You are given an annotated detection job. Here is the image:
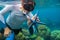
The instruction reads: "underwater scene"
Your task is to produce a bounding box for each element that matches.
[0,0,60,40]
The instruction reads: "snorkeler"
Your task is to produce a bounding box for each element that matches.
[0,0,40,40]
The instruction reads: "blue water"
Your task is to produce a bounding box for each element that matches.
[33,0,60,30]
[0,0,60,31]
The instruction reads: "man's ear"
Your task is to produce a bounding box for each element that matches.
[20,7,23,11]
[19,4,24,11]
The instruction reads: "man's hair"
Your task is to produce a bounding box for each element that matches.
[22,0,36,7]
[22,0,35,11]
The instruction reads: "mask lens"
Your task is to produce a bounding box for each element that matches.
[23,4,34,11]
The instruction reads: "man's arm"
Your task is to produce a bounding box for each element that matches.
[0,5,12,16]
[0,5,12,37]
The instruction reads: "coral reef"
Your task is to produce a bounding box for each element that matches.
[0,23,60,40]
[38,25,51,39]
[22,29,30,36]
[35,36,44,40]
[15,32,26,40]
[51,30,60,40]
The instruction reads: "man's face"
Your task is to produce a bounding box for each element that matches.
[22,0,35,11]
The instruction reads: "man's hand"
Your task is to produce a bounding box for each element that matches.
[31,16,40,22]
[36,17,40,22]
[4,27,11,37]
